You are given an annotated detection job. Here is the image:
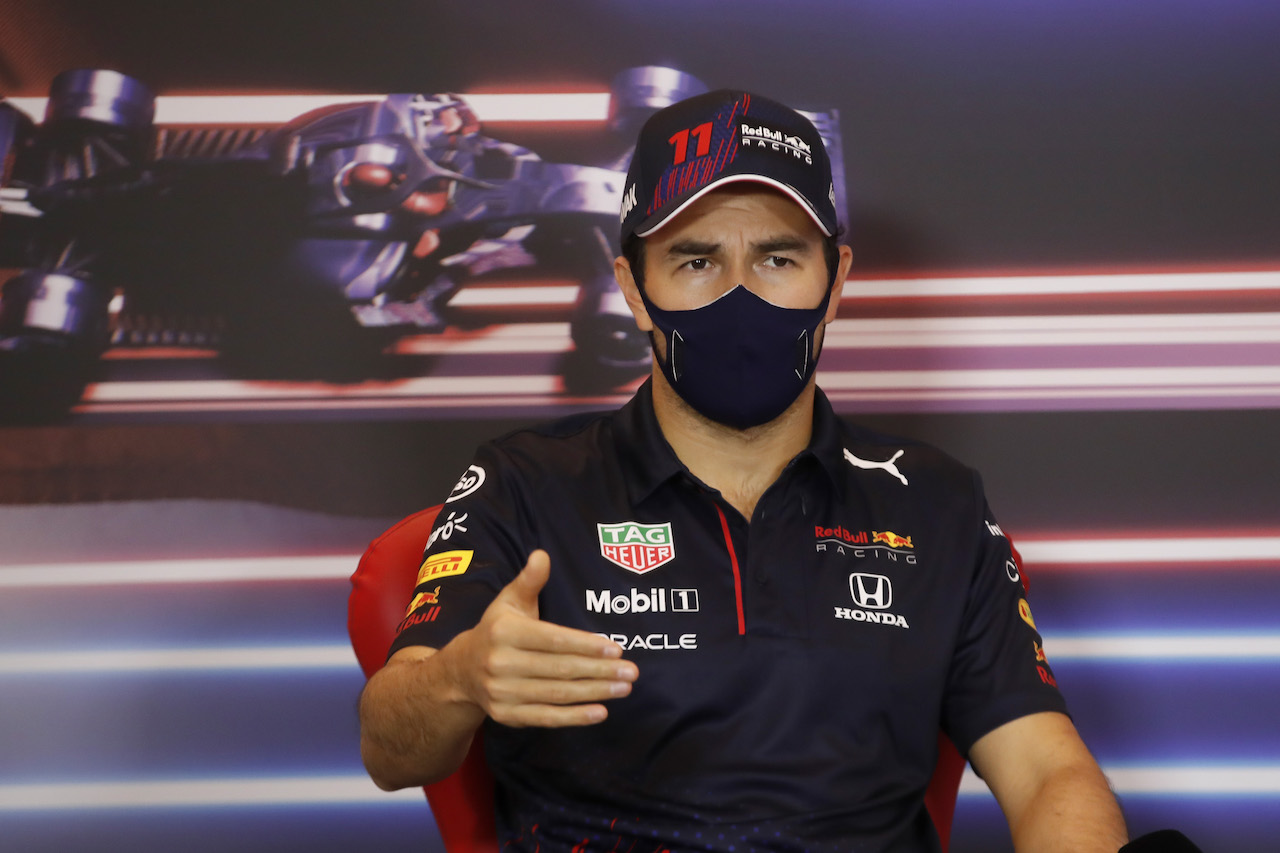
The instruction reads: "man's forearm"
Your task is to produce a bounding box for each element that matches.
[359,640,485,791]
[1009,761,1127,853]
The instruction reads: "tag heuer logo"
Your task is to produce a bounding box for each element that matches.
[597,521,675,575]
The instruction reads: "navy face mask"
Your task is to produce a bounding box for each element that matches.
[639,283,832,429]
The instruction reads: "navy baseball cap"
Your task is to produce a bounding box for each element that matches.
[619,89,838,243]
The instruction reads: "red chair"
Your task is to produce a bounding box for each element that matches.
[349,505,969,852]
[350,506,498,853]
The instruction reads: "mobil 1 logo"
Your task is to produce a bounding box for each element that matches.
[586,587,700,615]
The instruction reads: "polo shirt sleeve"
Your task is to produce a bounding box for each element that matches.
[940,472,1069,757]
[386,442,534,659]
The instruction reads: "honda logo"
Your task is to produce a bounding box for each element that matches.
[849,573,892,609]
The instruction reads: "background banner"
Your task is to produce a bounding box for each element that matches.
[2,1,1278,850]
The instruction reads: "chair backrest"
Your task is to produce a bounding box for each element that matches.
[349,506,969,852]
[349,505,498,853]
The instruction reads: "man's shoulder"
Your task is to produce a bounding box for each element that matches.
[835,416,963,465]
[481,408,620,472]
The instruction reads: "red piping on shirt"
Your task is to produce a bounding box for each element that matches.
[714,504,746,635]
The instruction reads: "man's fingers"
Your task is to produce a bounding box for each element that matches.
[488,674,633,708]
[490,647,638,683]
[465,550,639,730]
[491,702,611,729]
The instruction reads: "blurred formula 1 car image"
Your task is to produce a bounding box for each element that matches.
[0,66,846,420]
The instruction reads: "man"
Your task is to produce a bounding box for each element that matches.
[360,89,1129,852]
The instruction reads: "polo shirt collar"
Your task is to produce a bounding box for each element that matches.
[614,379,687,505]
[615,380,848,505]
[804,387,849,499]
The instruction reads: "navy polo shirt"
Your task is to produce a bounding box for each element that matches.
[390,380,1067,853]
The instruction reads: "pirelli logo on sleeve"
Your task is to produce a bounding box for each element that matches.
[416,550,473,585]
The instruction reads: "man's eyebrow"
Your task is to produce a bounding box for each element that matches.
[665,237,814,258]
[666,240,721,258]
[752,236,812,255]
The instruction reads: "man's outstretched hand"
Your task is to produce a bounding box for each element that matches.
[449,549,638,727]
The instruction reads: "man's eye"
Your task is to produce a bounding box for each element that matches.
[685,258,711,271]
[764,256,793,268]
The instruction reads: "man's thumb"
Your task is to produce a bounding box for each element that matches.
[504,548,550,615]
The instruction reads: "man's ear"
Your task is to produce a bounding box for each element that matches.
[824,244,854,324]
[614,255,653,333]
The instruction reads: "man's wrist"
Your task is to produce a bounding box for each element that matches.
[435,629,487,720]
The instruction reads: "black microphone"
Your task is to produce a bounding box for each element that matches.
[1119,829,1204,852]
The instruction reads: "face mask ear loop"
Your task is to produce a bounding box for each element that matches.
[794,329,810,380]
[639,274,668,379]
[807,261,840,369]
[669,330,684,382]
[644,326,684,383]
[636,267,693,383]
[635,260,665,375]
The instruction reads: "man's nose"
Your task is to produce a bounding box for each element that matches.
[722,256,763,291]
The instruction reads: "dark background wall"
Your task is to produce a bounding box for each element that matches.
[2,1,1278,851]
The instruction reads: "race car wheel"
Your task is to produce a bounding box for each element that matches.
[607,66,709,139]
[563,270,651,394]
[44,69,155,133]
[40,69,156,179]
[0,271,111,422]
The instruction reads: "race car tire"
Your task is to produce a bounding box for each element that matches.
[0,271,112,422]
[44,69,155,134]
[0,337,100,423]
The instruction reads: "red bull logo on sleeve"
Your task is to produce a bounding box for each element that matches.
[404,586,442,617]
[397,605,440,633]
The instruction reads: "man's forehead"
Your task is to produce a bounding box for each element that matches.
[647,182,823,243]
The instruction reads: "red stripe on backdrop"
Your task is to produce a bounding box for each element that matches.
[1012,528,1280,571]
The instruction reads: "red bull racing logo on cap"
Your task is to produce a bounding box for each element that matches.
[740,122,813,163]
[598,521,676,575]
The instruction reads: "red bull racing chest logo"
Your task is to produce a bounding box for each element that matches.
[597,521,676,575]
[815,525,917,564]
